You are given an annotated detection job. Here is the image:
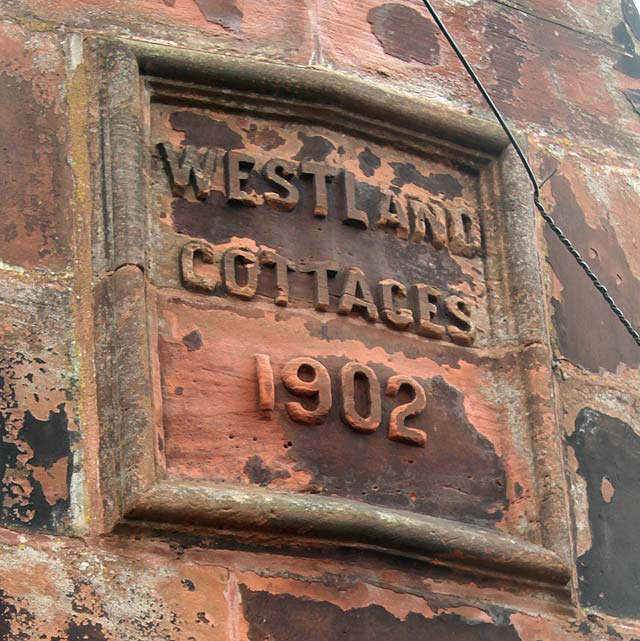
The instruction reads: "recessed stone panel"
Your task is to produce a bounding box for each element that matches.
[91,39,570,588]
[149,104,515,526]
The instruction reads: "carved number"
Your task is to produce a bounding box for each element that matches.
[340,362,381,433]
[386,375,427,448]
[281,357,332,425]
[254,354,275,415]
[258,355,428,447]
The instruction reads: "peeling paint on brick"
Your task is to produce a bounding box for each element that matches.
[239,585,523,641]
[170,111,245,150]
[367,4,440,66]
[544,172,640,372]
[193,0,243,32]
[569,408,640,618]
[293,133,336,162]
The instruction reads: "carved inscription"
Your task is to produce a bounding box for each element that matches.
[254,354,275,416]
[148,103,529,529]
[157,129,485,348]
[386,375,428,447]
[255,355,428,448]
[159,141,481,258]
[341,362,381,433]
[281,357,333,425]
[181,241,475,346]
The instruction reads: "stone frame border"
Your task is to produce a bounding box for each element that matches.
[89,37,572,592]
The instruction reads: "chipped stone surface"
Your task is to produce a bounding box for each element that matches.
[0,273,76,533]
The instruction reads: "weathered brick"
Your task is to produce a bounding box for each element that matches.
[0,271,77,533]
[0,23,73,271]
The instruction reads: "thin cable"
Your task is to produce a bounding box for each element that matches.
[420,0,640,347]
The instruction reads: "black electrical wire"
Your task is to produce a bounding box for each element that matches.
[420,0,640,347]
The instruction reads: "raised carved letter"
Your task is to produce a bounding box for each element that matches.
[444,295,475,346]
[340,362,381,433]
[413,284,445,340]
[341,170,368,228]
[263,159,299,212]
[448,205,482,258]
[158,142,222,199]
[378,279,413,330]
[259,250,295,306]
[409,197,447,249]
[377,191,409,239]
[223,247,259,300]
[299,261,339,312]
[386,375,427,448]
[226,151,260,206]
[338,268,379,322]
[180,241,218,293]
[300,162,337,218]
[281,357,332,425]
[254,354,275,416]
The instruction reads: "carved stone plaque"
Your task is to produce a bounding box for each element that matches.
[92,39,570,589]
[152,104,496,519]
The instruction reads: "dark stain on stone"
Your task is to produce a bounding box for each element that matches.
[182,579,196,591]
[171,164,474,318]
[543,171,640,372]
[574,620,592,636]
[613,21,640,78]
[19,406,69,469]
[485,11,526,102]
[19,405,72,529]
[0,363,25,530]
[193,0,243,31]
[0,589,35,640]
[514,481,524,498]
[624,88,640,116]
[71,580,103,617]
[182,329,203,352]
[623,0,640,41]
[0,357,72,532]
[0,591,18,641]
[293,133,336,162]
[285,372,506,526]
[244,455,291,487]
[390,162,462,200]
[0,419,20,515]
[240,585,521,641]
[301,300,481,365]
[368,3,440,66]
[162,0,176,5]
[569,408,640,618]
[67,620,108,641]
[1,223,17,243]
[172,176,473,313]
[607,626,624,640]
[170,111,244,150]
[245,124,285,151]
[358,147,381,177]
